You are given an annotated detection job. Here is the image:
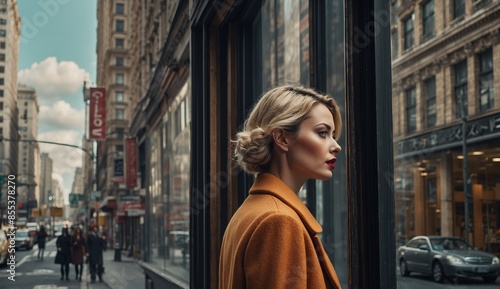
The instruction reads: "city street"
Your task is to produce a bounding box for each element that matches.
[0,238,87,289]
[397,272,500,288]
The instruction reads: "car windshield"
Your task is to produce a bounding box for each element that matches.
[430,238,473,250]
[17,231,29,238]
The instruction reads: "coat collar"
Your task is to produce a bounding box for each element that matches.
[249,173,323,234]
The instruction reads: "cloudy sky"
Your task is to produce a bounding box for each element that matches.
[17,0,97,204]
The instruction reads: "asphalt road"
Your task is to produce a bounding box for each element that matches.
[0,237,84,289]
[397,271,500,288]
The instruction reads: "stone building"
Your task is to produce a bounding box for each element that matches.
[391,0,500,253]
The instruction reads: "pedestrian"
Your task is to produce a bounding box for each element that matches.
[218,85,343,289]
[37,225,48,260]
[55,227,71,281]
[70,226,86,281]
[86,225,104,283]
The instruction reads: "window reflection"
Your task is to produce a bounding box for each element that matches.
[324,0,347,287]
[392,2,500,287]
[147,81,190,282]
[253,0,309,95]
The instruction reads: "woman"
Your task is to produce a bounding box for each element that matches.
[37,225,48,260]
[55,227,71,281]
[71,226,86,281]
[218,85,343,289]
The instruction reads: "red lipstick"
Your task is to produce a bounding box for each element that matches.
[326,158,337,170]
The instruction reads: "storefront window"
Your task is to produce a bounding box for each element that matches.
[146,81,190,282]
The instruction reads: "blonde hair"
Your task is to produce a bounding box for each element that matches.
[233,85,342,175]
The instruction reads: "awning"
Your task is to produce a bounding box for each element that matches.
[99,196,117,212]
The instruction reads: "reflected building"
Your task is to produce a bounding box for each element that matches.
[95,0,134,245]
[391,0,500,254]
[0,0,20,205]
[17,84,40,221]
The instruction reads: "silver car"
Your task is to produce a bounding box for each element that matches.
[398,236,500,284]
[14,229,35,250]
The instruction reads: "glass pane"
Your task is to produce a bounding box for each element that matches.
[146,81,190,283]
[392,4,500,288]
[253,0,310,95]
[325,1,347,287]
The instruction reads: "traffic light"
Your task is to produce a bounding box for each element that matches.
[18,203,23,209]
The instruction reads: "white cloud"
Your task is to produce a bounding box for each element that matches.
[39,101,85,130]
[39,130,87,197]
[18,57,92,101]
[38,130,84,175]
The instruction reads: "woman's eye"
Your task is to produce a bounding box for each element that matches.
[318,131,327,137]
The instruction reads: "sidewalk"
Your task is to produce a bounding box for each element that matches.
[81,249,145,289]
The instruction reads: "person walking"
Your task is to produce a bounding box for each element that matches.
[219,85,343,289]
[70,226,86,281]
[55,227,71,281]
[86,225,104,283]
[37,225,48,260]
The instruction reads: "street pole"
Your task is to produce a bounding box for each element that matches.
[462,116,470,244]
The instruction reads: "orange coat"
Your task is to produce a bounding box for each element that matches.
[219,173,342,289]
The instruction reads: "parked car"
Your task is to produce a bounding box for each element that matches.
[398,236,500,284]
[15,229,35,250]
[26,222,39,244]
[0,229,9,266]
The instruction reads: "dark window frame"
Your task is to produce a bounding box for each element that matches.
[115,38,124,48]
[116,20,124,32]
[454,59,468,118]
[422,0,434,42]
[116,57,124,67]
[403,15,414,50]
[454,0,465,19]
[116,3,124,14]
[406,87,417,133]
[478,49,494,112]
[424,77,436,127]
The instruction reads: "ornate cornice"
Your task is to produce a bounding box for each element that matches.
[395,20,500,89]
[393,4,500,83]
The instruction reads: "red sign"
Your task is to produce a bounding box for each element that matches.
[126,137,138,188]
[122,202,144,211]
[89,88,106,140]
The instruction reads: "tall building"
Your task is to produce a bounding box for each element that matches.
[52,179,63,208]
[17,84,40,220]
[391,0,500,252]
[70,167,85,223]
[40,152,53,214]
[94,0,135,248]
[0,0,20,185]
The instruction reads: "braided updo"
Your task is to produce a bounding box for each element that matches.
[233,85,342,175]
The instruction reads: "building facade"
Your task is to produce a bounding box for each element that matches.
[95,0,143,255]
[391,0,500,255]
[40,152,53,222]
[70,167,85,224]
[17,84,40,221]
[0,0,20,216]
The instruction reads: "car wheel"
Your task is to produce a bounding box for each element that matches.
[482,276,497,284]
[400,259,410,277]
[432,261,445,283]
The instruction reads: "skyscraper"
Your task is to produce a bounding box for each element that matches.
[0,0,21,179]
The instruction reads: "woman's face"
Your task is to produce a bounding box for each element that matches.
[286,104,341,182]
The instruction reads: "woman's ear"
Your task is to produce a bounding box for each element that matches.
[272,128,289,152]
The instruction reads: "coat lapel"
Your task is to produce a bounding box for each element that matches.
[249,173,342,289]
